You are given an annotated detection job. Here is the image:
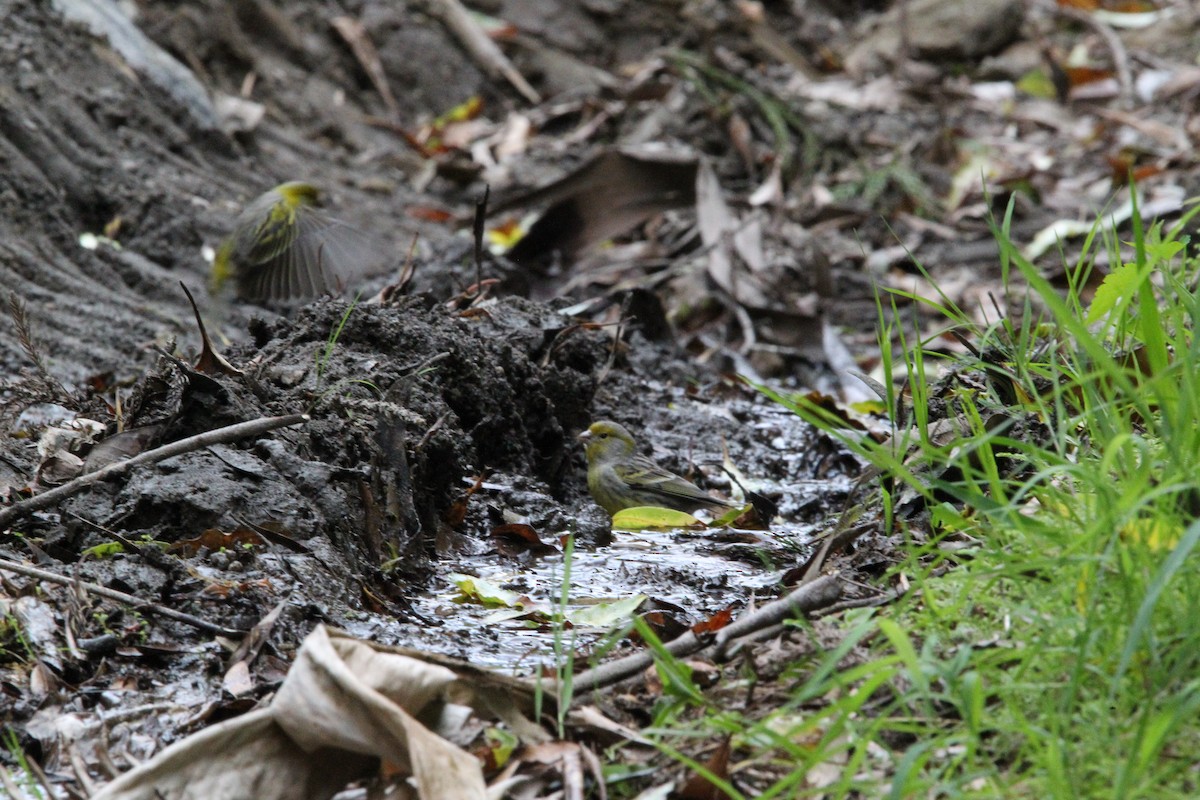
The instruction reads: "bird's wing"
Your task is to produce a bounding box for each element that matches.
[239,210,389,302]
[614,456,735,507]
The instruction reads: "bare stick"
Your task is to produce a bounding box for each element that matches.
[473,185,490,297]
[424,0,541,103]
[570,573,842,694]
[1054,3,1134,109]
[708,573,843,659]
[0,414,307,529]
[0,557,246,637]
[813,590,904,617]
[711,587,905,661]
[330,16,399,116]
[595,298,630,390]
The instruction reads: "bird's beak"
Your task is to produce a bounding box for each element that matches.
[577,430,592,443]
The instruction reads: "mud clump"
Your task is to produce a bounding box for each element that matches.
[49,294,606,609]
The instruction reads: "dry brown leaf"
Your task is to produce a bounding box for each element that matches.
[92,625,489,800]
[168,526,266,557]
[695,159,771,308]
[492,523,558,557]
[691,607,734,636]
[678,737,734,800]
[505,148,698,271]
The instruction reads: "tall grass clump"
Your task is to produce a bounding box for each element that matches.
[645,196,1200,798]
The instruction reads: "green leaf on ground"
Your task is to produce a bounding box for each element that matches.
[449,574,525,608]
[612,506,704,530]
[569,595,647,627]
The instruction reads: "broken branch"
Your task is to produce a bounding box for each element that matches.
[0,414,307,529]
[0,557,247,638]
[570,573,842,693]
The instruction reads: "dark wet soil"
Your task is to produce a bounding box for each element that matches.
[15,0,1192,793]
[1,0,860,678]
[0,2,898,774]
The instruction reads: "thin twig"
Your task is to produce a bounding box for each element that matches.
[23,752,57,800]
[415,412,451,452]
[708,573,842,659]
[397,233,420,294]
[570,573,842,694]
[0,765,24,800]
[595,299,630,390]
[0,414,307,529]
[68,743,97,796]
[473,185,490,297]
[708,622,787,661]
[1054,3,1134,109]
[94,736,123,780]
[813,590,904,617]
[330,16,398,116]
[67,512,180,575]
[424,0,541,103]
[0,557,247,637]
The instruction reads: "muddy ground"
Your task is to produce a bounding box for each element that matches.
[2,0,1198,795]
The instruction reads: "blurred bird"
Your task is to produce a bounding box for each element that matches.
[211,181,384,302]
[580,420,740,515]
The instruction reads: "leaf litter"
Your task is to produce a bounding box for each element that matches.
[3,0,1199,795]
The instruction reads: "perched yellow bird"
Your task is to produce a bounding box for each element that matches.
[211,181,383,302]
[580,420,740,515]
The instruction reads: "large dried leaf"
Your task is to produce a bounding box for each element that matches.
[505,148,698,268]
[695,158,771,308]
[91,625,487,800]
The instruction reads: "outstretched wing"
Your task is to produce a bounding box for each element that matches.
[237,209,389,302]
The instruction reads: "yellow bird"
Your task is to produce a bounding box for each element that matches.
[211,181,383,302]
[580,420,740,515]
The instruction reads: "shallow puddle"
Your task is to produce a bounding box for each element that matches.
[367,520,824,674]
